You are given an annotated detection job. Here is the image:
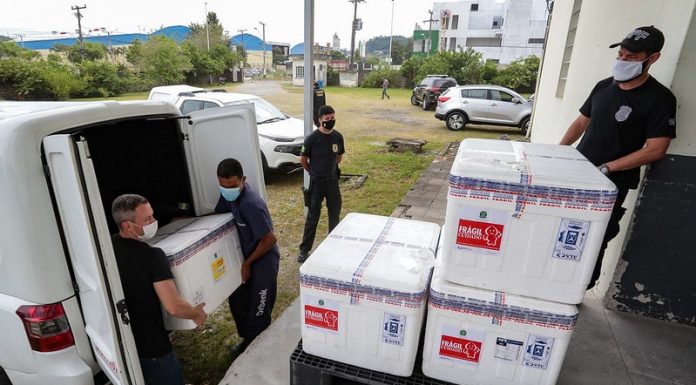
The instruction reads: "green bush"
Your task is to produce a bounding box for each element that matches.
[361,68,401,88]
[492,55,540,93]
[327,66,340,86]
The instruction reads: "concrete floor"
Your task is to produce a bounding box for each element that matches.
[219,142,696,385]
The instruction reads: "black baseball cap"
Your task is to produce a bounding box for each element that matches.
[318,104,335,117]
[609,26,664,53]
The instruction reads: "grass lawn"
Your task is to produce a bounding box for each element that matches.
[78,82,525,384]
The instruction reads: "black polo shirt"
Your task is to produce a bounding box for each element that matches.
[301,129,345,178]
[577,76,676,189]
[112,235,174,358]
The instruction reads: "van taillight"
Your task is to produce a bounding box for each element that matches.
[16,303,75,352]
[439,96,451,103]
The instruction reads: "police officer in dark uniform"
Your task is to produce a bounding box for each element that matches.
[559,26,676,289]
[214,158,280,354]
[297,105,345,262]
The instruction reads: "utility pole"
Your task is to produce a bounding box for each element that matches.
[259,21,267,76]
[71,4,87,58]
[205,2,212,84]
[348,0,365,67]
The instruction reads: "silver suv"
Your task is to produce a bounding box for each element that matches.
[434,85,532,134]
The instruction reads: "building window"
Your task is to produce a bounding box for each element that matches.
[557,0,582,98]
[452,15,459,30]
[441,16,449,30]
[449,37,457,51]
[528,38,545,44]
[465,37,502,47]
[471,3,479,11]
[295,65,304,79]
[492,16,503,29]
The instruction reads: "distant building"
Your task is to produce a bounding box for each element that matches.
[288,43,330,87]
[412,30,439,57]
[332,33,341,50]
[230,33,290,69]
[430,0,548,64]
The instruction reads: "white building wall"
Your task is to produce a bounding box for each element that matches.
[431,0,547,64]
[530,0,696,294]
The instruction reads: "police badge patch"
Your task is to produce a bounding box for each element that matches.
[332,144,339,153]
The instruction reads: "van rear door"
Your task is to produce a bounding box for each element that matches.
[43,135,141,385]
[182,103,266,215]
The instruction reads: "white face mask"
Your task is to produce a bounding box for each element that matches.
[137,220,158,241]
[612,57,649,82]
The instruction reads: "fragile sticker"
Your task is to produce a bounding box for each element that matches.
[210,252,227,281]
[494,337,523,361]
[303,297,340,333]
[552,219,590,261]
[455,207,508,254]
[438,326,485,365]
[522,334,555,370]
[382,313,406,346]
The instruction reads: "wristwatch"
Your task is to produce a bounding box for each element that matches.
[599,163,611,175]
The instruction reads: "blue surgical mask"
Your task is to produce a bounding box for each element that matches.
[612,57,650,82]
[220,186,241,201]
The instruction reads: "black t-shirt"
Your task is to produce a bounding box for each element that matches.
[301,129,345,178]
[577,76,676,189]
[111,235,174,358]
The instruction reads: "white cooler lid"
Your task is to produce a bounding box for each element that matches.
[430,256,578,328]
[147,213,234,254]
[451,139,617,193]
[300,213,440,294]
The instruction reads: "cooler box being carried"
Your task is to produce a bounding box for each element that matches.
[441,139,617,304]
[422,262,578,385]
[299,213,440,377]
[147,213,244,330]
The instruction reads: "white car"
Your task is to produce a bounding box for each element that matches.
[434,85,532,135]
[149,85,309,174]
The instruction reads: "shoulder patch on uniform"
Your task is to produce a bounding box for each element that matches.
[668,118,676,126]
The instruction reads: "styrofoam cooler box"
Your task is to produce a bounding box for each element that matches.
[299,213,440,376]
[147,214,244,330]
[441,139,617,304]
[422,261,578,385]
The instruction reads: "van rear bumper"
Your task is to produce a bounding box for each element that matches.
[4,346,93,385]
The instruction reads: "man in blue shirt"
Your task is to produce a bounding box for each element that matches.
[214,158,280,354]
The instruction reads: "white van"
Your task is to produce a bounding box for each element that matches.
[0,100,265,385]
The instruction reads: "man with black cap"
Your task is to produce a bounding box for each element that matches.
[559,26,677,289]
[297,104,345,262]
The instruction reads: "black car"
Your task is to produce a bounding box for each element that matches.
[410,75,458,110]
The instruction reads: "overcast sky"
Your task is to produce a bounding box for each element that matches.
[2,0,433,47]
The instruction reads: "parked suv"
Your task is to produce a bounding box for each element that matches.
[150,85,309,174]
[410,75,458,111]
[435,85,532,135]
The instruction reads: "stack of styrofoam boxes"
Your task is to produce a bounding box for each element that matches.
[422,139,617,384]
[147,213,244,330]
[299,213,440,376]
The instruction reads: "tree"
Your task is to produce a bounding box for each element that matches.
[390,38,413,65]
[330,50,346,60]
[140,36,192,85]
[272,46,287,64]
[0,41,40,60]
[53,42,108,63]
[184,12,239,80]
[493,55,540,93]
[126,39,144,70]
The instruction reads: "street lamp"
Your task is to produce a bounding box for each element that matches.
[388,0,395,65]
[258,21,267,76]
[238,28,248,71]
[205,2,212,84]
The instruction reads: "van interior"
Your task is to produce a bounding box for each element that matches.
[50,117,195,234]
